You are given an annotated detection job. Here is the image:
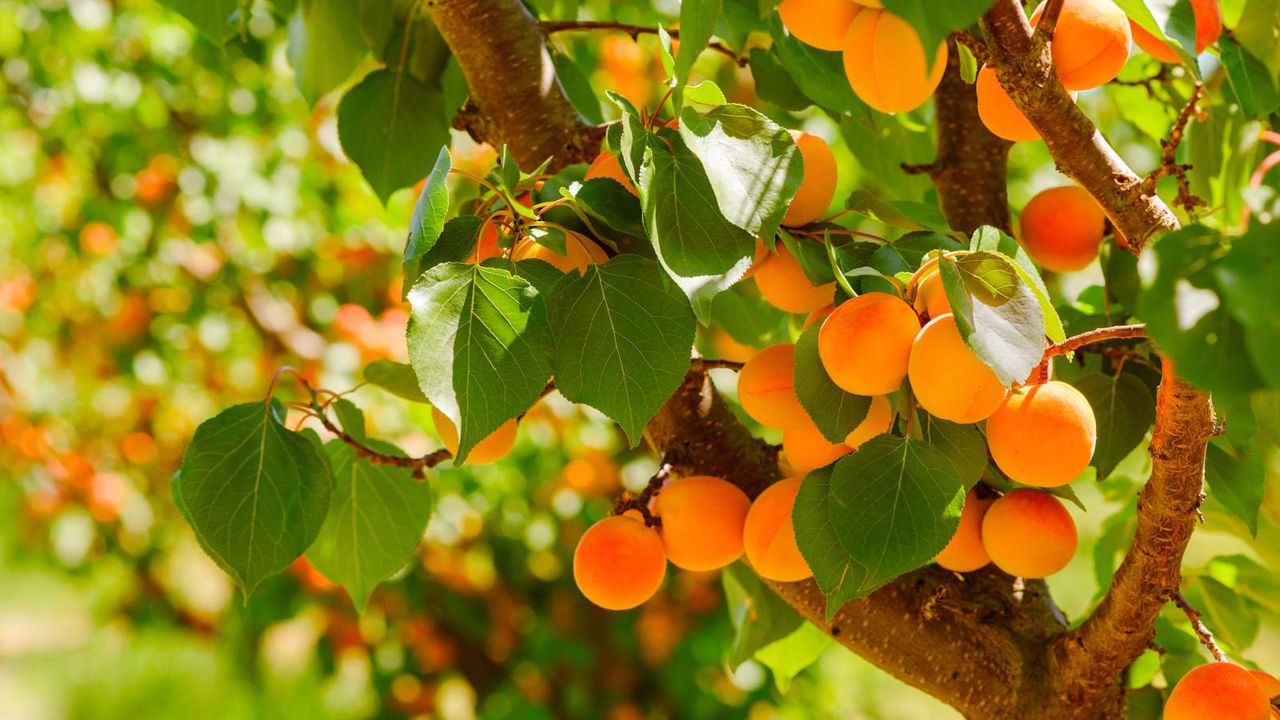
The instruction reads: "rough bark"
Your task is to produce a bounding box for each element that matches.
[425,0,599,170]
[979,0,1180,251]
[427,0,1218,717]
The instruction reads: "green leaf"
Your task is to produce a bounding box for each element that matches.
[881,0,988,68]
[1204,441,1265,537]
[969,226,1064,343]
[676,0,723,85]
[1075,371,1156,480]
[793,465,869,619]
[722,562,805,669]
[570,178,645,241]
[306,437,432,612]
[331,398,366,443]
[828,435,965,597]
[754,622,832,692]
[1113,0,1202,70]
[638,132,756,276]
[709,282,792,347]
[406,262,553,463]
[846,190,936,232]
[684,80,728,107]
[337,68,449,203]
[1185,574,1260,650]
[749,48,810,111]
[403,147,452,272]
[940,252,1046,386]
[549,49,604,125]
[679,103,804,242]
[363,360,429,404]
[672,257,757,324]
[159,0,239,41]
[1214,223,1280,388]
[1220,36,1280,117]
[176,402,333,597]
[405,215,484,287]
[286,0,367,105]
[793,321,871,444]
[921,416,987,489]
[768,16,862,114]
[545,256,696,445]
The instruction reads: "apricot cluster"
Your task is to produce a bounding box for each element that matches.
[573,474,814,610]
[977,0,1222,143]
[1164,662,1278,720]
[779,0,946,113]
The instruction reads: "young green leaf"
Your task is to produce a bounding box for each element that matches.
[306,437,432,613]
[403,147,452,270]
[176,401,333,597]
[545,256,696,445]
[363,359,430,404]
[406,262,553,463]
[754,622,832,692]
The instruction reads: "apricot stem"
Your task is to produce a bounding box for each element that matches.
[1173,592,1227,662]
[1042,323,1148,361]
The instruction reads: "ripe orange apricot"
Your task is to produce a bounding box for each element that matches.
[783,418,852,475]
[1251,670,1280,712]
[653,476,750,571]
[469,221,503,263]
[584,150,637,196]
[737,344,811,430]
[851,0,881,5]
[818,292,921,395]
[844,394,893,448]
[986,381,1097,487]
[935,489,992,573]
[843,9,948,113]
[975,66,1081,143]
[782,131,839,227]
[981,489,1077,578]
[908,314,1008,423]
[753,244,836,313]
[574,514,668,610]
[909,258,951,320]
[1129,0,1221,63]
[1018,185,1106,272]
[742,477,812,582]
[1164,663,1271,720]
[511,232,609,274]
[432,407,518,465]
[778,0,862,52]
[1030,0,1132,90]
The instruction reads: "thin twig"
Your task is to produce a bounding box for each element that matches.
[1042,324,1148,361]
[614,459,673,527]
[1173,592,1227,662]
[540,20,749,67]
[1141,82,1207,216]
[692,358,745,372]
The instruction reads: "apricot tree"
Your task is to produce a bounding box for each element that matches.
[163,0,1280,716]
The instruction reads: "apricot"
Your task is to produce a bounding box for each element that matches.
[432,407,518,465]
[753,244,836,313]
[908,314,1008,423]
[779,0,862,52]
[1164,663,1271,720]
[844,394,893,448]
[910,258,951,319]
[574,514,668,610]
[653,476,750,571]
[468,221,502,263]
[1129,0,1221,63]
[584,150,637,196]
[976,66,1080,143]
[818,292,921,395]
[742,477,813,582]
[783,418,852,475]
[1251,670,1280,711]
[511,232,609,274]
[935,489,992,573]
[1018,185,1106,272]
[986,381,1097,487]
[782,131,838,227]
[737,343,811,430]
[981,489,1077,578]
[843,9,948,113]
[1030,0,1132,90]
[851,0,880,5]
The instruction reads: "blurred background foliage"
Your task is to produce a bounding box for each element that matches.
[0,0,1277,718]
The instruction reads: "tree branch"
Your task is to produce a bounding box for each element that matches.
[1042,324,1148,360]
[980,0,1180,251]
[1173,592,1227,662]
[1141,82,1207,216]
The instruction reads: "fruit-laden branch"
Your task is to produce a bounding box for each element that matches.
[425,0,601,170]
[980,0,1180,251]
